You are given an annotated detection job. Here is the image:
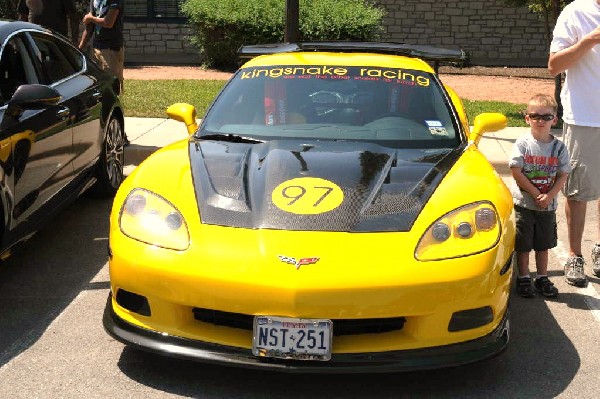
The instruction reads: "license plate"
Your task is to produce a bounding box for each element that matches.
[252,316,332,361]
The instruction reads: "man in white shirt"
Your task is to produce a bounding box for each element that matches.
[548,0,600,286]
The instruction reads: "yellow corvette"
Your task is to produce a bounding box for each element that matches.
[104,42,514,372]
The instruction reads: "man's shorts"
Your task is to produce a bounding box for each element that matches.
[92,47,124,93]
[514,205,557,252]
[562,123,600,201]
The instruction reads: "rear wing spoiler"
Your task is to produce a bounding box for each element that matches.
[238,42,468,72]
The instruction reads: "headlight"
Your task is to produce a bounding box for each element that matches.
[119,188,190,250]
[415,201,500,261]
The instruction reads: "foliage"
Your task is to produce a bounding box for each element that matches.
[0,0,19,19]
[0,1,89,20]
[123,79,528,127]
[181,0,385,70]
[503,1,573,116]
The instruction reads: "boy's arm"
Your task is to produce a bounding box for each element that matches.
[511,167,541,198]
[545,171,568,200]
[535,171,568,209]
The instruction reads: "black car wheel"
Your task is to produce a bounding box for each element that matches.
[90,116,125,197]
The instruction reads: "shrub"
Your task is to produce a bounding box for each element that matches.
[181,0,385,70]
[0,0,19,20]
[0,1,89,22]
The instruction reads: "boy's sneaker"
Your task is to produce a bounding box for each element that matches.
[591,244,600,277]
[516,277,535,298]
[564,255,587,287]
[534,276,558,298]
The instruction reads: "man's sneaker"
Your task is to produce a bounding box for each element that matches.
[516,277,535,298]
[534,276,558,298]
[591,244,600,277]
[564,255,587,287]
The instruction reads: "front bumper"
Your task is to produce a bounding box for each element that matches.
[103,294,509,373]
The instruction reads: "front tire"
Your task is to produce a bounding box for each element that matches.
[89,116,125,197]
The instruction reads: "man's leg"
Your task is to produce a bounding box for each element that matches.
[564,198,588,286]
[592,199,600,276]
[566,198,587,256]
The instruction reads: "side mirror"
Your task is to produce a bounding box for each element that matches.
[1,84,61,128]
[469,113,507,145]
[166,103,198,135]
[8,84,61,110]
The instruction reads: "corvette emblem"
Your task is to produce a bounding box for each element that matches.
[278,255,320,270]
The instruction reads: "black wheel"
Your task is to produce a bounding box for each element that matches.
[89,116,125,197]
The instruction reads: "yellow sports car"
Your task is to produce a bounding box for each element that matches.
[104,42,514,372]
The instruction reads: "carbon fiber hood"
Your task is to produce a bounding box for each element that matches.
[189,139,463,232]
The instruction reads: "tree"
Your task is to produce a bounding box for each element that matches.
[0,0,19,19]
[504,0,573,116]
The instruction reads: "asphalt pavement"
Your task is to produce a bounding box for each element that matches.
[2,119,600,397]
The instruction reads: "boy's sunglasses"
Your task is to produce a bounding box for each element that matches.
[527,113,555,121]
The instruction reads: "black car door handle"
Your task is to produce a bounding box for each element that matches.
[56,106,71,120]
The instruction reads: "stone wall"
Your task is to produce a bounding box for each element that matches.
[124,21,200,65]
[376,0,550,66]
[123,0,551,67]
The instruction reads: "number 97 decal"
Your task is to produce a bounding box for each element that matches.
[272,177,344,215]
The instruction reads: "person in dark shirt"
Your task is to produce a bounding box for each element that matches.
[78,0,125,93]
[17,0,78,44]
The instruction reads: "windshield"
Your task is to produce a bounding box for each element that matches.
[200,64,461,149]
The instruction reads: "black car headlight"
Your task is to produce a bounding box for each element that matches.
[119,188,190,250]
[415,201,500,261]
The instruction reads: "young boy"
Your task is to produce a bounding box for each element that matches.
[509,94,570,298]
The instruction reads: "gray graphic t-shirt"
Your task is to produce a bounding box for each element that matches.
[509,133,570,211]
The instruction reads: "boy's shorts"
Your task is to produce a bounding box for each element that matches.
[562,124,600,201]
[514,205,557,252]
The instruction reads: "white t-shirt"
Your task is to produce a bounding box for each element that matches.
[550,0,600,127]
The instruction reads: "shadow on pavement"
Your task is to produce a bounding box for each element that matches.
[115,292,580,398]
[0,197,112,367]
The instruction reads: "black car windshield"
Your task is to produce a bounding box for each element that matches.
[200,65,461,149]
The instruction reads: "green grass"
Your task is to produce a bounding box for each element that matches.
[462,99,527,127]
[123,80,529,127]
[123,80,227,118]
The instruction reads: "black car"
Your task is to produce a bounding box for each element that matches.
[0,21,125,260]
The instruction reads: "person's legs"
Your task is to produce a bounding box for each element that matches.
[92,48,124,94]
[516,254,535,297]
[514,206,535,297]
[592,199,600,276]
[565,198,587,256]
[563,199,587,286]
[560,124,600,285]
[534,250,558,297]
[516,252,530,277]
[92,48,128,144]
[531,212,559,297]
[534,250,548,276]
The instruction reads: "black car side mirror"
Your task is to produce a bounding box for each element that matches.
[8,84,61,110]
[1,84,62,127]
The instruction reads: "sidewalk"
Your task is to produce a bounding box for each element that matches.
[123,117,545,177]
[124,117,190,168]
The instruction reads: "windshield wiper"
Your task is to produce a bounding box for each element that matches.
[199,133,265,144]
